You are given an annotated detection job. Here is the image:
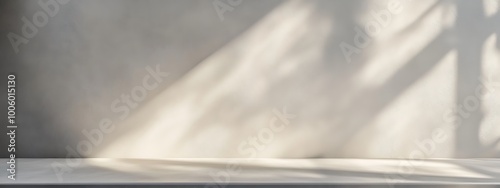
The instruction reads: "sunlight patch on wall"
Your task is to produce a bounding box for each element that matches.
[480,33,500,151]
[94,0,333,158]
[483,0,499,17]
[354,1,455,88]
[360,50,457,157]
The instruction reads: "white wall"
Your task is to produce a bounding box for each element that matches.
[2,0,499,158]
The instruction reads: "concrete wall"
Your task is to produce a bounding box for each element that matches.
[1,0,499,158]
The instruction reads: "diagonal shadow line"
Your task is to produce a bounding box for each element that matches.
[154,0,287,91]
[112,0,289,116]
[92,1,287,156]
[398,0,444,35]
[330,30,454,153]
[171,0,370,153]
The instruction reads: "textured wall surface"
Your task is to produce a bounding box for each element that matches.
[1,0,499,158]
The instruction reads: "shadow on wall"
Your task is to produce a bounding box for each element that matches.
[0,0,284,158]
[2,0,499,158]
[95,0,500,158]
